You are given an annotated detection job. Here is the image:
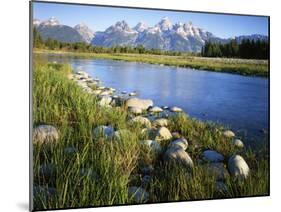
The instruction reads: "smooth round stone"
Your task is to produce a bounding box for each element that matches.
[148,106,163,113]
[232,139,244,148]
[125,97,153,110]
[169,138,188,150]
[161,106,169,110]
[153,118,168,127]
[169,106,183,112]
[155,127,173,141]
[203,150,224,163]
[223,130,235,138]
[228,155,250,178]
[98,95,112,106]
[130,116,151,128]
[33,125,59,145]
[163,147,194,168]
[92,125,114,139]
[128,186,149,203]
[128,106,143,115]
[140,140,162,154]
[129,92,137,96]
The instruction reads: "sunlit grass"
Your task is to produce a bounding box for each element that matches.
[32,62,269,210]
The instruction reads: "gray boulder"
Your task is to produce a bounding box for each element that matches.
[130,116,151,128]
[155,127,173,141]
[153,118,168,127]
[223,130,235,138]
[92,125,114,139]
[232,139,244,148]
[33,125,59,144]
[203,150,224,163]
[98,95,112,106]
[169,138,188,150]
[163,147,194,168]
[148,106,163,113]
[140,140,162,154]
[128,106,143,115]
[228,155,250,178]
[125,97,153,110]
[169,106,183,112]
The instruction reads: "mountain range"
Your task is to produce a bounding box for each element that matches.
[33,17,268,52]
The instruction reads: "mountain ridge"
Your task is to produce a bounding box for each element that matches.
[33,17,268,52]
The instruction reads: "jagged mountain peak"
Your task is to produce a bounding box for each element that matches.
[133,21,148,32]
[41,17,60,26]
[157,16,173,31]
[74,23,94,43]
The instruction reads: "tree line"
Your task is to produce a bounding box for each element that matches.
[201,39,269,59]
[33,27,185,56]
[34,27,268,59]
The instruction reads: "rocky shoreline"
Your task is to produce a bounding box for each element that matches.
[33,69,251,203]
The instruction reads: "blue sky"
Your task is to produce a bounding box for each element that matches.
[33,2,268,38]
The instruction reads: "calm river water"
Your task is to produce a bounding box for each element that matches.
[43,54,269,146]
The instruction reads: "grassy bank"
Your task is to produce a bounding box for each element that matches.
[34,48,269,77]
[33,62,269,210]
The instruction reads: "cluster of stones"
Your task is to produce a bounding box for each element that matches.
[33,70,250,203]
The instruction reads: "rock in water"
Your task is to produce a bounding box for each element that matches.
[140,140,162,154]
[169,138,188,150]
[128,186,149,203]
[130,116,151,128]
[163,147,194,168]
[155,127,173,141]
[228,155,250,178]
[232,139,244,148]
[153,118,168,127]
[148,106,163,113]
[33,125,59,144]
[92,125,114,139]
[223,130,235,138]
[125,97,153,110]
[203,150,224,163]
[169,106,183,112]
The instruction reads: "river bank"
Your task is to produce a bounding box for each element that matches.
[32,62,269,210]
[33,49,269,77]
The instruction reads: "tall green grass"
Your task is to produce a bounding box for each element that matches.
[33,62,269,210]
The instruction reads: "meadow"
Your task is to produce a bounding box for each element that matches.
[32,62,269,210]
[34,49,269,77]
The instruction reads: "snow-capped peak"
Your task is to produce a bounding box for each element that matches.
[33,19,41,27]
[133,21,148,32]
[157,16,173,31]
[74,23,94,43]
[41,17,60,26]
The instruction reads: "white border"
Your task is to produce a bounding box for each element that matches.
[0,0,280,211]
